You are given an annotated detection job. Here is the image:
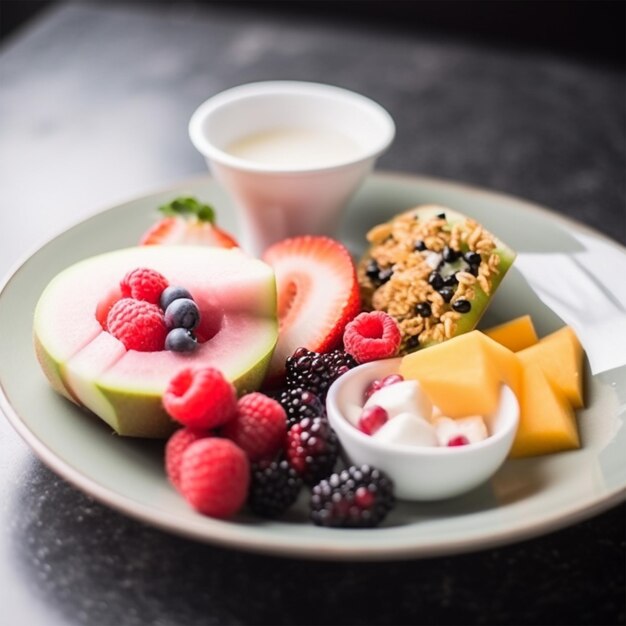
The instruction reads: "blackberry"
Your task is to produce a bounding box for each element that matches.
[286,416,339,485]
[310,465,395,528]
[278,387,325,428]
[285,347,357,399]
[248,459,303,518]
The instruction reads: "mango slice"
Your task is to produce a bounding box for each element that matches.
[484,315,539,352]
[399,330,522,418]
[510,358,580,458]
[517,326,584,409]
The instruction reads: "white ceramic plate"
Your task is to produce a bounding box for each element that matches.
[1,173,625,560]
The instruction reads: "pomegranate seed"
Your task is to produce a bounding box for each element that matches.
[363,379,383,402]
[447,435,470,447]
[381,374,404,387]
[358,405,388,435]
[363,374,404,402]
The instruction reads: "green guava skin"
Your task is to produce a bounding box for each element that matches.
[93,336,276,438]
[420,246,516,349]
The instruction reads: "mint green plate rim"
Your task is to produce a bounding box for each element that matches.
[1,171,625,561]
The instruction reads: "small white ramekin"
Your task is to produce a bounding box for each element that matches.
[189,81,395,254]
[326,357,520,501]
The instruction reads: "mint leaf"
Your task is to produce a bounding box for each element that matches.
[158,196,215,223]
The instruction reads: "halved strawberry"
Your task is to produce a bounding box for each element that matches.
[262,236,360,382]
[140,196,238,248]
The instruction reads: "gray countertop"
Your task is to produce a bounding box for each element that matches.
[0,3,624,625]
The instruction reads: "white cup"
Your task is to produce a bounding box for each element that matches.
[188,81,395,254]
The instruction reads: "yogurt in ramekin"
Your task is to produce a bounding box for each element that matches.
[189,81,395,254]
[326,357,519,500]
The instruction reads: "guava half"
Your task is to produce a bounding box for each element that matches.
[34,246,277,438]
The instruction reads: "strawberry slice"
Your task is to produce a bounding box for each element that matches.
[140,196,238,248]
[262,236,361,382]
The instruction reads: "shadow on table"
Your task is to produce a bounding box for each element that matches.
[11,458,625,626]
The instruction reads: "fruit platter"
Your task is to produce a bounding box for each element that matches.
[1,173,625,560]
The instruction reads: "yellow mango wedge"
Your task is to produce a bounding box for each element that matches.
[517,326,584,408]
[399,330,522,418]
[510,356,580,458]
[484,314,539,352]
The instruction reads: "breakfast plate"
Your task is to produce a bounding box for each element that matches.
[1,172,625,560]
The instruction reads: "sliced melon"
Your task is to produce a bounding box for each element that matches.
[34,246,277,438]
[398,330,522,418]
[517,326,584,409]
[509,358,580,458]
[484,315,539,352]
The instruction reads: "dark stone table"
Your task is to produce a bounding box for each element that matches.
[0,3,624,625]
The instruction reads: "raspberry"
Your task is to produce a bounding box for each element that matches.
[106,298,167,351]
[285,416,339,485]
[222,392,287,462]
[120,267,169,304]
[343,311,401,364]
[358,405,389,435]
[363,374,404,402]
[277,387,325,428]
[179,438,249,518]
[163,367,237,430]
[248,458,303,518]
[285,348,357,400]
[165,427,206,491]
[310,465,395,528]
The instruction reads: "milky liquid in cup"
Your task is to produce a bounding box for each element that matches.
[225,127,362,169]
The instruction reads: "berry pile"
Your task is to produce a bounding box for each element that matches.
[162,362,396,527]
[105,267,203,353]
[154,234,403,528]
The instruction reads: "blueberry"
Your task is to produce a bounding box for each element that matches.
[365,260,380,280]
[442,246,460,263]
[439,286,455,303]
[415,302,432,318]
[406,336,419,349]
[378,268,394,284]
[427,271,443,290]
[165,328,198,352]
[414,239,427,251]
[452,299,472,313]
[464,251,481,266]
[160,285,193,311]
[443,274,458,287]
[164,298,200,330]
